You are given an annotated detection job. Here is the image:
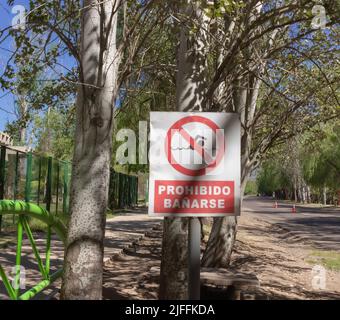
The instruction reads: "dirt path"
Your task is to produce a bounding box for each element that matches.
[232,212,340,299]
[103,212,340,300]
[2,206,339,300]
[103,225,162,300]
[104,210,161,262]
[0,208,160,300]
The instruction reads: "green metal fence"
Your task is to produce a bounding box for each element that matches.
[0,200,67,300]
[0,145,139,300]
[108,169,138,210]
[0,145,139,231]
[0,146,71,232]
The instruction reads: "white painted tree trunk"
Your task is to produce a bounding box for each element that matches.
[61,0,120,300]
[307,185,311,203]
[323,186,327,205]
[302,184,307,204]
[17,96,27,145]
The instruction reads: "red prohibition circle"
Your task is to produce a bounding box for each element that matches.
[165,115,225,176]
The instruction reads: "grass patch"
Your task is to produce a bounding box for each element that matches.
[28,213,70,233]
[1,209,117,245]
[106,209,118,220]
[2,209,117,234]
[29,209,118,231]
[307,250,340,272]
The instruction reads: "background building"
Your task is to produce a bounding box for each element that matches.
[0,131,13,146]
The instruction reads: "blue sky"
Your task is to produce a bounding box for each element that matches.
[0,1,78,132]
[0,1,24,130]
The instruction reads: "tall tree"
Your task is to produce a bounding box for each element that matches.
[159,0,209,299]
[201,0,339,268]
[60,0,122,299]
[1,0,167,298]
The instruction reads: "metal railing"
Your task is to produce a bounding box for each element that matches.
[0,145,139,232]
[0,146,71,232]
[108,169,139,210]
[0,144,140,299]
[0,200,66,300]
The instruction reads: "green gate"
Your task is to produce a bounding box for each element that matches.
[0,145,141,300]
[108,170,138,210]
[0,200,66,300]
[0,146,71,232]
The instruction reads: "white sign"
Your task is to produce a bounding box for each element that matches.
[148,112,241,217]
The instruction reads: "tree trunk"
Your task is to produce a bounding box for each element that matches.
[17,96,27,145]
[201,171,249,268]
[307,185,311,203]
[201,216,237,267]
[301,184,306,204]
[159,0,208,299]
[159,218,189,299]
[61,0,120,300]
[201,3,271,268]
[323,186,327,205]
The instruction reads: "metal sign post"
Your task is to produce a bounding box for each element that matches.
[149,112,241,300]
[188,217,201,300]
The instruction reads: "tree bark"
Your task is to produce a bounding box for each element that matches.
[17,96,27,145]
[159,218,189,299]
[61,0,120,300]
[307,185,311,203]
[201,216,237,268]
[201,3,272,268]
[323,186,327,205]
[201,167,250,268]
[159,0,208,299]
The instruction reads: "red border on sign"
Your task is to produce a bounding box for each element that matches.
[154,180,235,214]
[165,115,225,176]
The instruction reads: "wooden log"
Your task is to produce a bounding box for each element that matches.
[200,268,260,300]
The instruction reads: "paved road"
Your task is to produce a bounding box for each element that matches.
[0,207,160,300]
[243,196,340,250]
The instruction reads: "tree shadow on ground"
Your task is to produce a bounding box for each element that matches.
[225,239,340,300]
[0,232,64,300]
[103,232,161,300]
[102,219,340,300]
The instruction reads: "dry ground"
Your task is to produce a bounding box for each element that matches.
[231,212,340,299]
[103,212,340,300]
